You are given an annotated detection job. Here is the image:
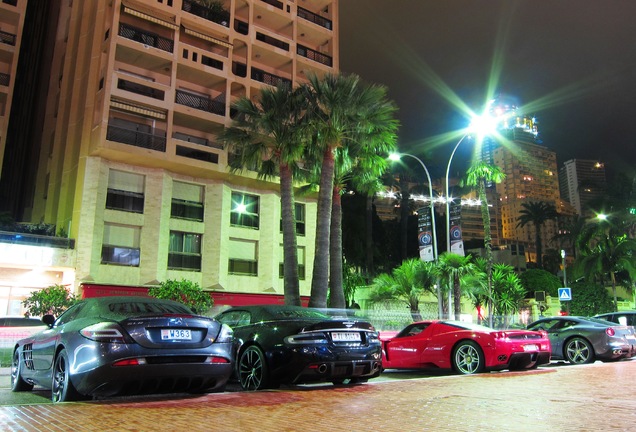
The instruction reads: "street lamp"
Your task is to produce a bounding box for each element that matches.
[444,133,471,254]
[389,153,438,261]
[561,249,567,287]
[389,152,442,318]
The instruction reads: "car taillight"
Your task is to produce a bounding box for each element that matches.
[214,324,234,343]
[606,327,616,336]
[80,323,128,343]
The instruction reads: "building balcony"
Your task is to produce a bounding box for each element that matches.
[297,44,332,67]
[251,67,291,88]
[106,123,167,152]
[297,6,332,30]
[1,0,17,6]
[116,78,165,100]
[0,231,74,249]
[0,30,16,46]
[118,22,174,53]
[182,0,230,27]
[260,0,284,10]
[0,72,9,86]
[175,89,225,116]
[255,32,289,51]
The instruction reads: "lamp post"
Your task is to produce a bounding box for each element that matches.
[389,153,442,317]
[561,249,567,287]
[444,133,471,254]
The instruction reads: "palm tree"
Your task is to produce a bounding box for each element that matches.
[516,201,558,269]
[437,252,475,320]
[463,161,505,326]
[219,85,307,306]
[490,263,526,328]
[369,258,438,321]
[575,219,636,311]
[303,73,398,308]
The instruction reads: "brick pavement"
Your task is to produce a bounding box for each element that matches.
[0,360,635,432]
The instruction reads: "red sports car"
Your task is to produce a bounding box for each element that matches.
[381,320,551,374]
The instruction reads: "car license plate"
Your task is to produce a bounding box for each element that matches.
[523,344,538,352]
[331,331,361,342]
[161,329,191,340]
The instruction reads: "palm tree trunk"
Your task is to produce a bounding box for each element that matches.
[611,271,618,311]
[329,187,345,308]
[309,146,336,308]
[365,194,374,280]
[535,224,543,268]
[454,276,461,320]
[280,164,301,306]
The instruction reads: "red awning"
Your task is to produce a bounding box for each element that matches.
[80,283,309,307]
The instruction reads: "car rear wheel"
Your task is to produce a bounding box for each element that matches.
[452,341,485,374]
[238,346,269,391]
[10,349,33,392]
[565,337,594,364]
[52,349,84,402]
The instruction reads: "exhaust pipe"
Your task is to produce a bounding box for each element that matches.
[613,349,623,355]
[372,361,380,372]
[317,364,328,374]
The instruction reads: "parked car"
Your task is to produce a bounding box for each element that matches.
[594,311,636,327]
[527,316,636,364]
[380,320,551,375]
[11,296,235,402]
[215,305,382,390]
[0,317,47,349]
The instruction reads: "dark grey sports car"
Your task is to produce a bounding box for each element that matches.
[527,316,636,364]
[11,296,235,402]
[215,305,382,390]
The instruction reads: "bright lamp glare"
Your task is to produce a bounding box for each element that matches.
[388,153,401,161]
[597,213,608,221]
[469,112,499,138]
[235,203,247,213]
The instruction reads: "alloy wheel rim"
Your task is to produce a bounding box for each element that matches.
[239,348,263,390]
[567,340,590,363]
[456,345,479,374]
[52,357,66,402]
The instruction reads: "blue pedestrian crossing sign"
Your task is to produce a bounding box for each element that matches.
[558,288,572,301]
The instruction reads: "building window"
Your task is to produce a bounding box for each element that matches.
[101,224,141,266]
[279,245,305,280]
[106,169,145,213]
[280,203,305,236]
[171,181,204,221]
[168,231,202,271]
[228,238,258,276]
[230,192,259,229]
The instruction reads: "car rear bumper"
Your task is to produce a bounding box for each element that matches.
[73,361,234,397]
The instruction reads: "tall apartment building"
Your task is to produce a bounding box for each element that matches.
[493,124,562,266]
[0,0,337,314]
[559,159,607,219]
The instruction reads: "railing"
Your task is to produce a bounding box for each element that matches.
[0,30,16,46]
[232,61,247,78]
[297,7,332,30]
[256,32,289,51]
[0,72,9,87]
[168,253,202,271]
[176,145,219,164]
[175,89,225,116]
[251,67,291,88]
[0,231,75,249]
[117,79,165,100]
[106,124,167,152]
[297,44,332,67]
[118,23,174,53]
[182,0,230,27]
[2,0,18,6]
[260,0,283,10]
[228,259,258,276]
[234,19,249,35]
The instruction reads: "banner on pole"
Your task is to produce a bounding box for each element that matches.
[417,207,434,262]
[449,201,464,256]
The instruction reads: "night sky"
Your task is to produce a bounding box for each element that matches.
[339,0,636,180]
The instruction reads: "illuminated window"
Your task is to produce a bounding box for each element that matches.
[279,245,305,279]
[171,181,204,221]
[101,223,140,266]
[168,231,201,271]
[230,192,259,229]
[228,238,258,276]
[280,203,305,236]
[106,170,145,213]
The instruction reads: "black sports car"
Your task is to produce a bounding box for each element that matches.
[11,296,235,402]
[215,305,382,390]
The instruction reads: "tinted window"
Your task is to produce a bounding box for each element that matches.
[106,301,192,317]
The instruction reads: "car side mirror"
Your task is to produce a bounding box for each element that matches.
[42,314,55,327]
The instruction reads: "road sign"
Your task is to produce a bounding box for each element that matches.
[558,287,572,301]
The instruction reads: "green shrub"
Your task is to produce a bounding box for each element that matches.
[148,279,213,314]
[22,284,78,318]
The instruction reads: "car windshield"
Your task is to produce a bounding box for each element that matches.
[268,308,331,320]
[584,317,616,326]
[106,301,193,318]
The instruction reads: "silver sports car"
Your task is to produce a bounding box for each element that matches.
[11,296,235,402]
[527,316,636,364]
